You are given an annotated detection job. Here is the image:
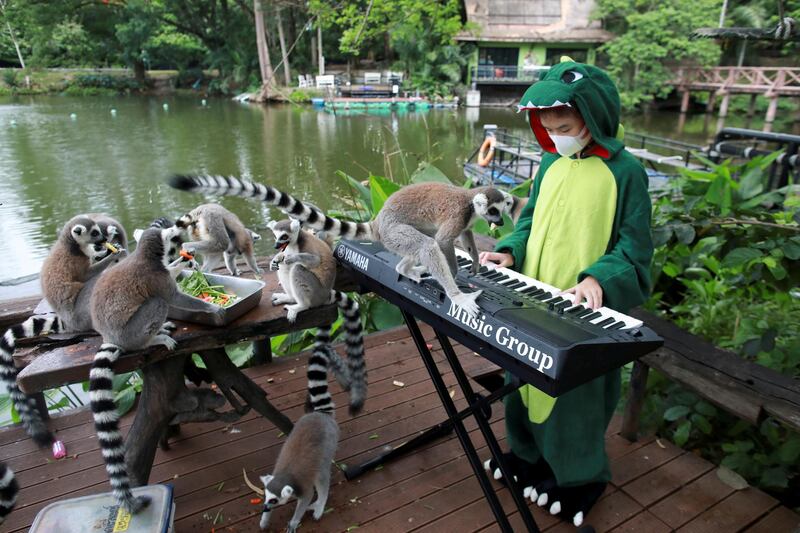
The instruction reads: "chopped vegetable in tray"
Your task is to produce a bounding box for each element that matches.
[178,271,238,307]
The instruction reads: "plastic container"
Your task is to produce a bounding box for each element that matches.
[30,484,174,533]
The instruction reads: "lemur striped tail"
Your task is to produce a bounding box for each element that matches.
[0,315,62,447]
[89,344,150,514]
[307,326,336,413]
[168,174,373,240]
[331,291,367,415]
[0,461,18,525]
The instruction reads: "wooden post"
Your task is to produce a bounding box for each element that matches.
[251,338,272,365]
[765,95,779,125]
[680,90,691,113]
[621,360,650,442]
[747,93,758,117]
[311,34,317,69]
[706,91,717,113]
[718,92,731,118]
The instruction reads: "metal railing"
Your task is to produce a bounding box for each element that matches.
[470,65,548,83]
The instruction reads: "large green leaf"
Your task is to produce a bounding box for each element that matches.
[410,162,453,184]
[721,248,762,269]
[226,343,254,368]
[370,299,404,330]
[736,166,764,200]
[705,174,732,214]
[369,175,402,213]
[115,387,137,417]
[664,405,691,421]
[336,170,372,216]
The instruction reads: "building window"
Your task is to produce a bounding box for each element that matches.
[545,48,588,65]
[478,47,520,67]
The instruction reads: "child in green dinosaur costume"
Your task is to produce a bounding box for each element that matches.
[479,59,654,527]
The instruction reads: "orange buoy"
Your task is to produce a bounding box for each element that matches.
[477,136,496,167]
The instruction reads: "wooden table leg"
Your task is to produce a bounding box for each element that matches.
[251,338,272,365]
[621,360,650,442]
[199,348,293,435]
[125,356,188,486]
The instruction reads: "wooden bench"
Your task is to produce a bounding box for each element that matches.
[4,270,338,486]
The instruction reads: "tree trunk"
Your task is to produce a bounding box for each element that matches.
[133,60,147,85]
[276,7,291,86]
[254,0,276,100]
[311,34,318,69]
[317,23,324,75]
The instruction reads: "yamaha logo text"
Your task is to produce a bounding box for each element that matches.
[447,302,554,373]
[339,246,370,271]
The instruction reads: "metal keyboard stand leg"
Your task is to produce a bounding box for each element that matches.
[431,325,540,533]
[373,312,541,532]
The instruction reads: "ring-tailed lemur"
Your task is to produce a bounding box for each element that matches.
[88,226,223,513]
[0,216,123,450]
[268,219,366,415]
[84,213,128,264]
[258,411,339,532]
[0,461,18,525]
[175,203,261,277]
[168,175,523,318]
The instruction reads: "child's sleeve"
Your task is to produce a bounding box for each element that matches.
[578,166,654,312]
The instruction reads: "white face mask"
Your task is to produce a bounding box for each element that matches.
[549,126,590,157]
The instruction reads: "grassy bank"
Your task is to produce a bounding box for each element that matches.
[0,68,215,96]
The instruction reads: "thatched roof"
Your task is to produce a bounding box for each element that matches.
[693,17,798,41]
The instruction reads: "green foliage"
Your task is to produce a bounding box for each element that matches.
[310,0,468,96]
[643,152,800,495]
[2,69,18,87]
[72,74,141,92]
[594,0,722,109]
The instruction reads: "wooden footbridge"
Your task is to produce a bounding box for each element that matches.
[673,66,800,127]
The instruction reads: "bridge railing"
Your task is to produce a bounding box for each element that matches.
[673,66,800,95]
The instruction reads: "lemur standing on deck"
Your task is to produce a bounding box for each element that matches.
[167,176,524,319]
[268,219,366,415]
[88,226,223,513]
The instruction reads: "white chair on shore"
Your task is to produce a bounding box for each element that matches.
[364,72,381,84]
[298,75,309,88]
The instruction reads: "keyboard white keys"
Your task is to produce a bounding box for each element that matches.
[455,249,643,330]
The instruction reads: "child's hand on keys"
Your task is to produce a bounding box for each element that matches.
[563,276,603,310]
[479,251,514,269]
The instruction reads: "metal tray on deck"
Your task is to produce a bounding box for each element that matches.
[169,270,265,326]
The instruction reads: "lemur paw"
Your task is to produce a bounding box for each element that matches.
[284,307,299,323]
[270,253,285,271]
[151,334,177,351]
[451,290,482,319]
[160,321,177,333]
[311,502,325,520]
[271,293,294,306]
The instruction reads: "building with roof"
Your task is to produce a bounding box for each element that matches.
[457,0,613,87]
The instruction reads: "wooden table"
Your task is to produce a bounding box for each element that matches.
[6,271,338,486]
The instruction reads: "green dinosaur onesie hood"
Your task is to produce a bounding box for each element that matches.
[518,59,624,159]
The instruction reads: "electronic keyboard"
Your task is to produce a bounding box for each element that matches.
[335,240,663,396]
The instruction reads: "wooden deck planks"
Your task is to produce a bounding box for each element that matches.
[1,324,799,533]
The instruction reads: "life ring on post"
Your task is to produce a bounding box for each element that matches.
[477,136,496,167]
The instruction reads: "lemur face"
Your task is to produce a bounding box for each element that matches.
[160,226,186,266]
[267,219,300,251]
[473,190,513,227]
[260,475,294,507]
[88,225,124,263]
[70,220,105,246]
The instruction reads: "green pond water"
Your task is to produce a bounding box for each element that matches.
[0,94,793,282]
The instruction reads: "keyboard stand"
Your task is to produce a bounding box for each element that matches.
[343,310,541,533]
